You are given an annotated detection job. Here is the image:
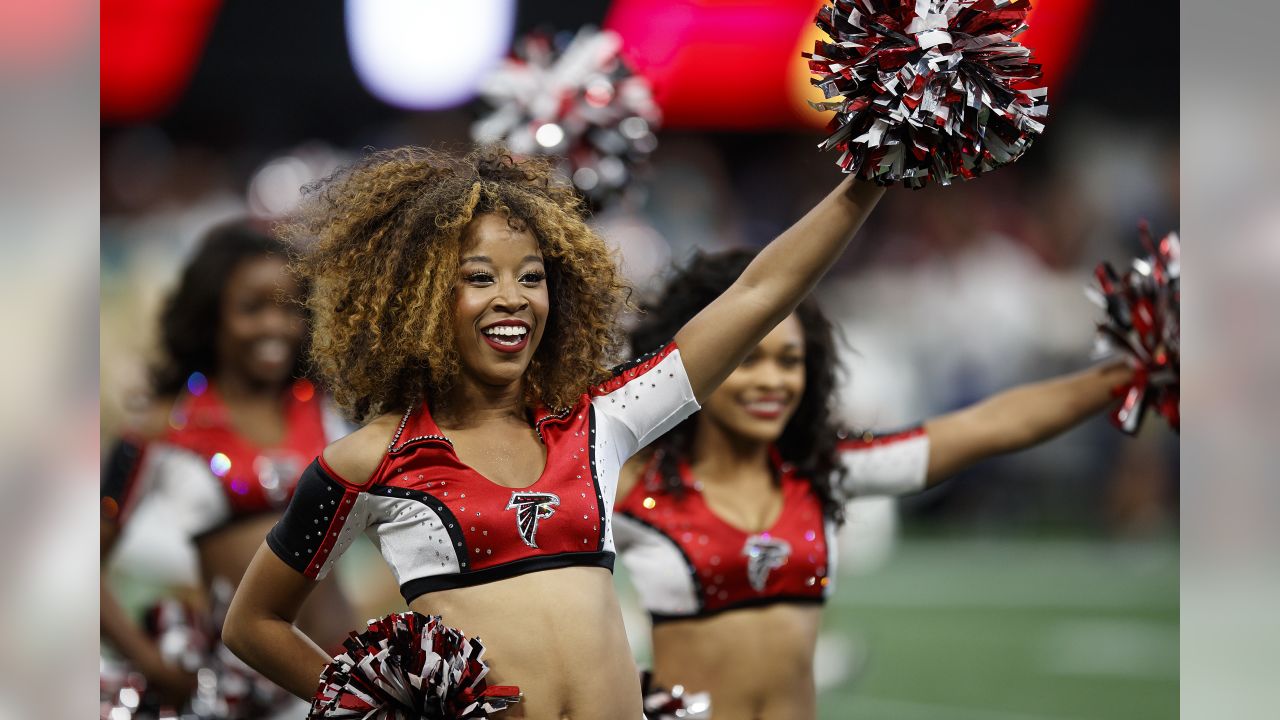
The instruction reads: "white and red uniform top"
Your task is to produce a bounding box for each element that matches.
[613,428,930,622]
[101,379,349,539]
[266,341,701,603]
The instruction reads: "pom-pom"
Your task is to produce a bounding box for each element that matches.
[101,597,293,719]
[309,612,521,720]
[472,27,660,206]
[804,0,1048,188]
[1088,223,1180,434]
[640,671,711,720]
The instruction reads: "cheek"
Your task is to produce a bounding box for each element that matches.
[220,311,256,344]
[530,287,552,340]
[533,286,551,320]
[786,369,806,402]
[452,290,484,330]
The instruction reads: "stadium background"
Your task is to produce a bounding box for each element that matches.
[101,2,1179,718]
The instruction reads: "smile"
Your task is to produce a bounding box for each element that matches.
[481,321,531,353]
[743,399,789,419]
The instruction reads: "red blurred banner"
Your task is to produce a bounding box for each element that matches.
[605,0,1093,130]
[101,0,221,123]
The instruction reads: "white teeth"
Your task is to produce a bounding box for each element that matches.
[483,325,528,337]
[255,339,291,363]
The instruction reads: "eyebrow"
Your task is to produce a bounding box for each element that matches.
[459,255,544,265]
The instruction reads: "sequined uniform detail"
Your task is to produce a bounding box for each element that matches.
[614,427,929,622]
[101,384,344,538]
[267,340,701,602]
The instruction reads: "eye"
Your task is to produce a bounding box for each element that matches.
[519,270,546,286]
[464,271,495,286]
[779,355,804,369]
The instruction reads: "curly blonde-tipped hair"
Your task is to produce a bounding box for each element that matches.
[280,145,629,422]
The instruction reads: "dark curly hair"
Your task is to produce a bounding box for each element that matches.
[631,249,850,524]
[279,145,629,422]
[152,220,303,397]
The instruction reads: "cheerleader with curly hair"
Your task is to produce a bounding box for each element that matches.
[221,146,885,718]
[613,249,1135,720]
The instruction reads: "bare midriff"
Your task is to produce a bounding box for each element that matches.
[197,514,352,649]
[410,565,642,720]
[652,603,822,720]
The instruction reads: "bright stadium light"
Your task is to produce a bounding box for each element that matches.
[345,0,516,110]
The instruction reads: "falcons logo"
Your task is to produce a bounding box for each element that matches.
[505,491,561,548]
[742,534,792,593]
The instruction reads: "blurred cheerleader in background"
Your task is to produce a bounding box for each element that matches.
[614,249,1136,720]
[100,221,360,719]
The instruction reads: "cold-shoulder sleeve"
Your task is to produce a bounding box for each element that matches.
[266,458,374,580]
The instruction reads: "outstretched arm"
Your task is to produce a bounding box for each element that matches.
[922,361,1133,485]
[675,176,884,399]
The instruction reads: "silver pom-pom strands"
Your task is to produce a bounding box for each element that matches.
[309,613,520,720]
[804,0,1048,188]
[472,27,660,206]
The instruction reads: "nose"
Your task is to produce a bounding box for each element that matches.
[753,362,788,391]
[261,303,300,337]
[492,277,530,313]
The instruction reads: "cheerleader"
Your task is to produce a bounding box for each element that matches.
[101,221,356,717]
[613,249,1135,720]
[221,146,884,718]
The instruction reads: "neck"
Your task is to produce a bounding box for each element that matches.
[433,375,527,431]
[688,416,774,486]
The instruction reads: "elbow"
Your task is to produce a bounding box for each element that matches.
[220,601,254,662]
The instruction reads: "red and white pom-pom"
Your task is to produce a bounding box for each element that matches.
[804,0,1047,188]
[1088,224,1180,434]
[640,671,711,720]
[309,613,521,720]
[472,27,660,205]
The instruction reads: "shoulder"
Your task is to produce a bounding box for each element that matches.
[320,412,400,487]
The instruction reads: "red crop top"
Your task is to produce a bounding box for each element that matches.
[101,380,348,538]
[613,427,930,622]
[266,342,701,603]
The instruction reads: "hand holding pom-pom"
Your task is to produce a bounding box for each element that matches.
[804,0,1048,188]
[309,613,520,719]
[1088,224,1180,435]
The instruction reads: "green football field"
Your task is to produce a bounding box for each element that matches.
[813,536,1178,720]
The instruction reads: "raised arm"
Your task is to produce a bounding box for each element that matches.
[675,177,884,399]
[922,361,1134,485]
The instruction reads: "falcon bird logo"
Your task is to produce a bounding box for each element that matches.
[505,491,561,548]
[742,534,792,593]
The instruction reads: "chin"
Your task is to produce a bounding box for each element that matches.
[728,420,786,445]
[469,360,532,388]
